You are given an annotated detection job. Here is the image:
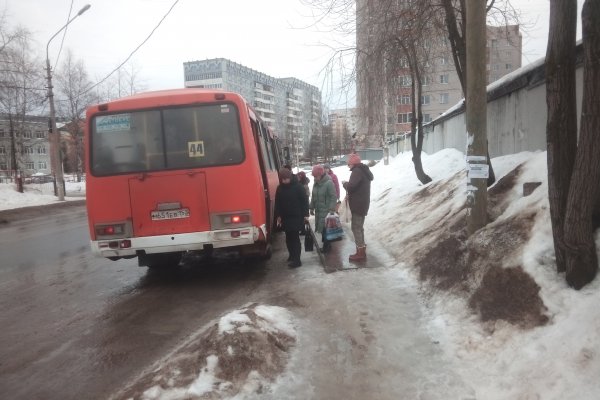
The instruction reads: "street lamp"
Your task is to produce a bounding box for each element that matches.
[46,4,91,200]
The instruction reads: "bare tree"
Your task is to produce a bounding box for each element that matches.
[55,50,96,180]
[545,0,578,274]
[116,62,147,98]
[553,0,600,289]
[363,0,434,183]
[0,23,45,181]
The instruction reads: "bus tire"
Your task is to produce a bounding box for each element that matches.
[262,245,272,260]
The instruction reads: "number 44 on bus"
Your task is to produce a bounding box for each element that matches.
[84,89,283,268]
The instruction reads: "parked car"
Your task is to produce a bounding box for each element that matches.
[27,173,54,184]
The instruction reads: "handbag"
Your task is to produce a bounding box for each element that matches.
[304,221,314,251]
[324,212,344,241]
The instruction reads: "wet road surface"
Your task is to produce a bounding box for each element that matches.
[0,203,473,399]
[0,203,286,400]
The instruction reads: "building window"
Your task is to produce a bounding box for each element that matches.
[440,74,449,84]
[423,114,432,123]
[36,130,45,138]
[400,94,411,105]
[23,130,33,139]
[397,113,412,123]
[38,161,47,169]
[0,146,5,154]
[440,56,448,65]
[399,75,412,87]
[0,163,7,170]
[505,51,511,58]
[493,64,500,71]
[421,95,430,105]
[37,146,47,154]
[24,147,33,154]
[506,63,512,70]
[491,39,498,48]
[0,128,4,137]
[422,76,430,86]
[25,162,35,170]
[439,93,449,104]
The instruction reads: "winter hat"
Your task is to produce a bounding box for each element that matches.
[323,163,331,170]
[279,167,292,180]
[312,165,325,177]
[348,153,361,166]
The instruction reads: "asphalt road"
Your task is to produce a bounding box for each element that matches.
[0,203,287,400]
[0,203,473,400]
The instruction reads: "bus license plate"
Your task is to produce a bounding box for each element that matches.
[151,208,190,221]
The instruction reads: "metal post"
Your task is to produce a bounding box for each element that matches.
[45,4,91,201]
[466,0,488,234]
[46,57,65,200]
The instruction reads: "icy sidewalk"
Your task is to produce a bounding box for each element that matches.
[255,245,476,400]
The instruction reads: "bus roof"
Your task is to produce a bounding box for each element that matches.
[88,88,248,114]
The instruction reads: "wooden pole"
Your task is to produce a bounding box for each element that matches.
[466,0,488,234]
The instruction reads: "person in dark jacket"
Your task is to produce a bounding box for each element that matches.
[283,164,299,184]
[297,171,311,198]
[274,167,309,268]
[342,153,374,262]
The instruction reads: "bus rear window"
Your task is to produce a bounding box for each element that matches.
[91,103,244,176]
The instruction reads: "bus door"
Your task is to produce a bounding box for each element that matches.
[128,172,210,237]
[250,119,276,234]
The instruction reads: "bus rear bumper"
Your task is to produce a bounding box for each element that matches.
[91,225,266,258]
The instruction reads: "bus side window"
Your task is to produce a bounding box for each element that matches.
[261,124,277,171]
[257,122,274,171]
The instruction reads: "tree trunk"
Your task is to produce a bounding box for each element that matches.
[563,0,600,289]
[545,0,578,273]
[441,0,466,93]
[406,43,432,185]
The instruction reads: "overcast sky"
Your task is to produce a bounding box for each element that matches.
[3,0,584,109]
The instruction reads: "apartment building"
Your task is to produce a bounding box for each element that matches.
[0,115,51,178]
[356,0,522,145]
[328,108,358,155]
[183,58,322,160]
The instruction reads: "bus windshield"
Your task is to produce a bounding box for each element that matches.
[90,103,244,176]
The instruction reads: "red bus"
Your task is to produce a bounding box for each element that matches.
[84,89,282,267]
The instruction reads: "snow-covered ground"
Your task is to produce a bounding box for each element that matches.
[0,180,85,211]
[2,150,599,400]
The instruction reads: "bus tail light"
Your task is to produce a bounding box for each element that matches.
[225,214,250,224]
[94,221,132,239]
[210,211,252,230]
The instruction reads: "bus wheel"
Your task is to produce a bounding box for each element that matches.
[239,243,271,260]
[139,252,182,268]
[262,244,272,260]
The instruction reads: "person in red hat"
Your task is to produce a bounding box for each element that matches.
[274,167,309,268]
[342,153,373,262]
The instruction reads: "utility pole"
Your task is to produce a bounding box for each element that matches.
[465,0,488,235]
[46,4,91,201]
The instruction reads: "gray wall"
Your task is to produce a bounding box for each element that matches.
[388,58,583,159]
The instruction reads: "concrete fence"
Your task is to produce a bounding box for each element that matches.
[389,46,584,159]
